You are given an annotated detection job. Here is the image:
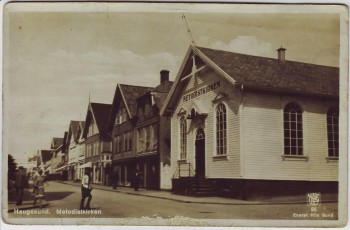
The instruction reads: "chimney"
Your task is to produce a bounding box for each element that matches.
[277,47,286,62]
[160,70,169,84]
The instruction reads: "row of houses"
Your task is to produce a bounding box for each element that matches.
[28,69,173,190]
[28,45,339,198]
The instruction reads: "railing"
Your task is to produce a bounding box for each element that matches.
[172,161,195,178]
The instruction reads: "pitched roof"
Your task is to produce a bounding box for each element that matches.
[152,81,174,109]
[196,46,339,97]
[161,45,339,116]
[69,121,80,141]
[119,84,154,116]
[153,81,174,93]
[90,103,112,134]
[51,137,63,149]
[40,150,52,163]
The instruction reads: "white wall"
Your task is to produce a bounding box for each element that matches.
[170,67,241,180]
[242,91,338,181]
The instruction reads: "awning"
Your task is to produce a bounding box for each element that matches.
[55,165,68,172]
[80,162,92,168]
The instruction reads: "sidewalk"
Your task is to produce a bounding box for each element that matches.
[59,181,338,205]
[7,185,49,213]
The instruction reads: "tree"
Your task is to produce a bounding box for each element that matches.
[8,154,17,184]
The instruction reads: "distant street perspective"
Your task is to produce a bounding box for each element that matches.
[4,3,345,227]
[7,181,338,220]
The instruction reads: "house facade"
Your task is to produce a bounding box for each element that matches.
[108,84,153,188]
[82,102,112,185]
[134,71,173,190]
[66,121,83,181]
[37,149,52,175]
[108,71,173,190]
[49,137,64,175]
[76,121,86,180]
[161,45,339,198]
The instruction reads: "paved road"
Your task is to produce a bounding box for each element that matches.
[8,181,338,220]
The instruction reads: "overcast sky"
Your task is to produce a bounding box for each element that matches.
[3,3,340,165]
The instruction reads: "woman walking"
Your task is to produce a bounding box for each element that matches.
[33,169,45,207]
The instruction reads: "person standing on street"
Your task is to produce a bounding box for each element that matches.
[133,170,141,191]
[14,166,28,206]
[33,169,45,207]
[112,170,118,190]
[80,169,93,210]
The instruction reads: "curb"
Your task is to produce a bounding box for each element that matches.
[57,181,338,206]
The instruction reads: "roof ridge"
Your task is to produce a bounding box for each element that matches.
[90,102,112,106]
[196,46,338,69]
[119,83,154,89]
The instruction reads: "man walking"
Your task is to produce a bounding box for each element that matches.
[80,169,92,210]
[14,166,27,206]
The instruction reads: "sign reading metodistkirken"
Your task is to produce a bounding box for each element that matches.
[183,81,221,102]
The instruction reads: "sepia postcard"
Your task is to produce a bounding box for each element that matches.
[1,2,348,228]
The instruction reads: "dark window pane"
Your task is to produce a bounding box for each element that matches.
[291,130,296,138]
[297,148,303,155]
[297,131,303,138]
[291,139,296,147]
[284,146,290,155]
[297,122,302,130]
[328,141,334,149]
[291,122,296,130]
[297,139,303,147]
[334,117,339,124]
[297,114,302,122]
[291,114,296,122]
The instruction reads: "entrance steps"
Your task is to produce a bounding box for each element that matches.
[190,178,215,197]
[172,177,215,197]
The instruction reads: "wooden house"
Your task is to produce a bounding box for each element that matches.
[161,45,339,198]
[107,84,153,187]
[82,102,112,185]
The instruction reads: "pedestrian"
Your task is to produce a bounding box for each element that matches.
[32,170,38,196]
[80,169,93,210]
[14,166,28,206]
[133,171,141,191]
[33,169,45,207]
[112,170,118,190]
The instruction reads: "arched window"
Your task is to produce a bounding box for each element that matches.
[283,103,303,155]
[180,116,187,159]
[327,107,339,157]
[216,103,227,155]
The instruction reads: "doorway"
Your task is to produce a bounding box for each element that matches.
[195,128,205,177]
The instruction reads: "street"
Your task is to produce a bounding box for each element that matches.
[8,181,338,220]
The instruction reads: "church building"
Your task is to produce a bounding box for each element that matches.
[161,45,339,198]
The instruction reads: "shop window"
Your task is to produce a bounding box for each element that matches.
[283,103,303,155]
[180,116,187,159]
[327,107,339,157]
[216,103,227,155]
